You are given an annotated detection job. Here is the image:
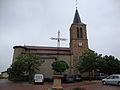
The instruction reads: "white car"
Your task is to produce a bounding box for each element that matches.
[102,74,120,85]
[34,74,44,84]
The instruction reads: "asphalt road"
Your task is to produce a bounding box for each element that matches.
[0,79,120,90]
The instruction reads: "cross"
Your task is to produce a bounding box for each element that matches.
[76,0,78,9]
[50,30,67,48]
[50,30,67,60]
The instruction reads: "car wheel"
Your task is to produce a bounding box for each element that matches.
[102,81,106,85]
[117,82,120,86]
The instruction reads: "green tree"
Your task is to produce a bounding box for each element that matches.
[7,53,44,82]
[77,50,101,80]
[77,50,120,80]
[52,60,69,74]
[7,60,26,80]
[98,55,120,75]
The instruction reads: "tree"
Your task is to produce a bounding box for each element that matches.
[7,53,44,82]
[77,50,101,80]
[7,57,27,80]
[98,55,120,75]
[52,60,69,74]
[77,50,120,80]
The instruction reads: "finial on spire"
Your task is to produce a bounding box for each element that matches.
[76,0,78,9]
[73,0,84,24]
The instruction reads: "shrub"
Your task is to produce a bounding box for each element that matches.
[52,60,69,74]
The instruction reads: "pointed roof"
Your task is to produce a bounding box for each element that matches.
[73,9,83,24]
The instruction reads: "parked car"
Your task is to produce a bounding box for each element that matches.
[102,74,120,85]
[74,75,82,81]
[62,74,75,83]
[34,74,44,84]
[96,73,106,79]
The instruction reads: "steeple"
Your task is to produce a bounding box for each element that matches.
[73,9,82,24]
[70,8,88,74]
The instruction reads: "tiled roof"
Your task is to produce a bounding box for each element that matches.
[14,46,72,55]
[31,50,71,55]
[26,46,70,50]
[73,9,84,24]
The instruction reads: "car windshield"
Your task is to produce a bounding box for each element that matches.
[35,76,42,79]
[107,76,113,79]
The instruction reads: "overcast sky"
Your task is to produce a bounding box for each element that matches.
[0,0,120,73]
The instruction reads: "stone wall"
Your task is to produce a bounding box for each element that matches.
[12,47,72,78]
[70,24,89,74]
[12,47,25,63]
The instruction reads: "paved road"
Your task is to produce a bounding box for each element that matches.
[82,82,120,90]
[0,79,120,90]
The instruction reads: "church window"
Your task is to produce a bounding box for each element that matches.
[80,27,83,38]
[77,27,80,38]
[77,27,83,39]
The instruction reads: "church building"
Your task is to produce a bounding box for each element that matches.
[12,9,89,78]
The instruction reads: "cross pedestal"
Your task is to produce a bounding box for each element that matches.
[52,75,64,90]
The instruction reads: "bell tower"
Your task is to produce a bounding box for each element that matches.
[70,9,88,74]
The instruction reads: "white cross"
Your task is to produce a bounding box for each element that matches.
[50,30,67,47]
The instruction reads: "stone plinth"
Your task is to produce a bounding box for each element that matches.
[52,75,64,89]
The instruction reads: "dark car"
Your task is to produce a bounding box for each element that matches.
[62,74,75,83]
[96,73,106,79]
[74,75,82,81]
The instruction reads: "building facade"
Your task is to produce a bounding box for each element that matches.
[70,9,88,74]
[12,9,89,78]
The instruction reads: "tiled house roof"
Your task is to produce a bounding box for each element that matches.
[13,46,72,55]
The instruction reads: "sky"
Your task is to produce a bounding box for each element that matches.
[0,0,120,73]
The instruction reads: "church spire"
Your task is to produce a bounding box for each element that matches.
[73,9,82,24]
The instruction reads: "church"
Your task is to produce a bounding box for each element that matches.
[12,8,89,79]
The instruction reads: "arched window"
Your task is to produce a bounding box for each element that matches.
[77,27,80,38]
[80,27,83,38]
[77,27,83,39]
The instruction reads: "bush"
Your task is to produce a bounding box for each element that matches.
[0,77,8,79]
[52,60,69,74]
[9,76,29,81]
